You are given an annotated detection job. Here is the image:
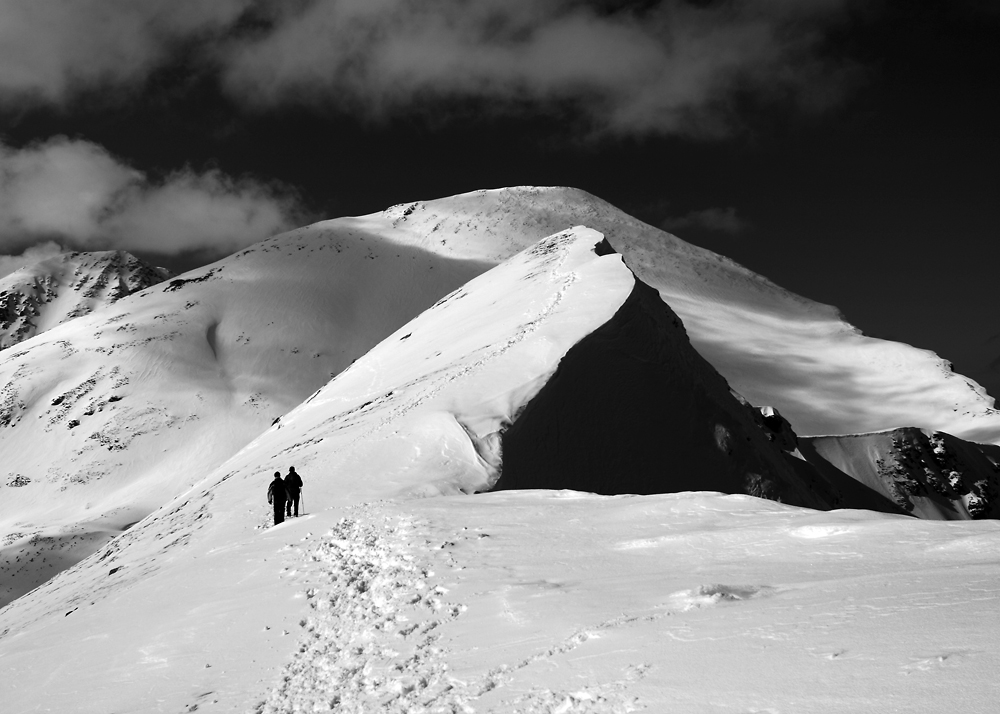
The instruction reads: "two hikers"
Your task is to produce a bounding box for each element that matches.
[266,467,305,526]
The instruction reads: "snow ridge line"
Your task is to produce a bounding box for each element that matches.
[254,505,470,714]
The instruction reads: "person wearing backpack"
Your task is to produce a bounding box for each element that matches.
[267,471,289,526]
[284,466,303,517]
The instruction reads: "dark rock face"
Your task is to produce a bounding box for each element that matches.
[493,277,837,510]
[801,428,1000,520]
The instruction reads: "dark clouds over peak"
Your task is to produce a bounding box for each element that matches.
[0,0,871,136]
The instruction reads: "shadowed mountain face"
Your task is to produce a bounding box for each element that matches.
[495,279,833,509]
[0,250,172,349]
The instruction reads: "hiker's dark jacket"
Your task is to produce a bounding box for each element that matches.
[268,479,289,504]
[285,471,303,494]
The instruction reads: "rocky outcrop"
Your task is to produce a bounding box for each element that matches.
[799,428,1000,520]
[0,251,171,350]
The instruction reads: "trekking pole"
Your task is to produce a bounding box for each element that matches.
[301,490,305,516]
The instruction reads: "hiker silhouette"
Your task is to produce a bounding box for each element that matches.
[267,471,288,525]
[284,466,303,517]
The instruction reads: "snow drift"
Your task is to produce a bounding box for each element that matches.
[201,228,836,511]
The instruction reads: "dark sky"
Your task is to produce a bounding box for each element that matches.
[0,0,997,395]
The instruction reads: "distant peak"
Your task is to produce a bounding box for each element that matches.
[0,250,173,351]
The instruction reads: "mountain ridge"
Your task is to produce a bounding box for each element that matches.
[2,185,999,612]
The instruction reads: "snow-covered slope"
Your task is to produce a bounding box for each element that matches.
[5,228,1000,713]
[0,250,171,349]
[7,488,1000,713]
[198,228,832,511]
[0,229,488,606]
[344,187,1000,444]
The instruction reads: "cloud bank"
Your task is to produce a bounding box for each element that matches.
[0,0,868,136]
[0,241,65,279]
[0,138,303,255]
[221,0,862,134]
[0,0,249,103]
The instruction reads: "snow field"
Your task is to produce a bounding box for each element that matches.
[256,505,470,713]
[246,491,1000,713]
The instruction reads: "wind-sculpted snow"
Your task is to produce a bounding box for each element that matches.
[4,185,999,608]
[5,189,1000,711]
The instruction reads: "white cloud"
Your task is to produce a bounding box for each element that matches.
[0,138,303,255]
[0,0,251,102]
[0,0,864,136]
[218,0,861,135]
[662,206,748,235]
[0,241,65,279]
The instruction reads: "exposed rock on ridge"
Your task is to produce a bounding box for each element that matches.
[799,428,1000,520]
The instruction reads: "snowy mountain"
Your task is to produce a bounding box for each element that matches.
[0,223,486,606]
[187,229,832,511]
[0,250,171,349]
[359,187,1000,444]
[4,186,1000,611]
[2,227,1000,712]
